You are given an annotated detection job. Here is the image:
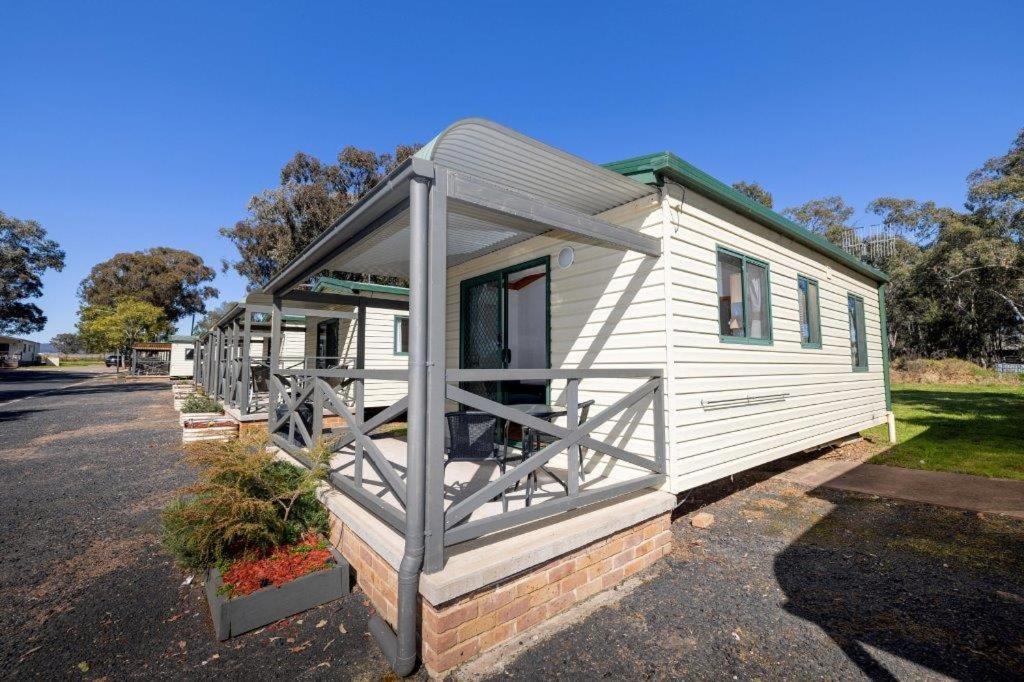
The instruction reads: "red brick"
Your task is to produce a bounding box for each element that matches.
[513,571,550,598]
[544,592,575,618]
[547,559,574,583]
[480,586,515,613]
[495,595,531,624]
[611,548,636,570]
[514,606,546,634]
[559,569,587,595]
[527,582,559,609]
[600,567,625,590]
[426,636,480,673]
[576,577,604,601]
[478,621,516,652]
[457,611,499,642]
[424,600,479,633]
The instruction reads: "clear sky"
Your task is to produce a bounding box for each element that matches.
[2,1,1022,342]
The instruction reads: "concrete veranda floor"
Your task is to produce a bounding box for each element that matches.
[3,370,1022,679]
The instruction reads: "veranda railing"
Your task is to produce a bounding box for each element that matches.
[268,366,666,569]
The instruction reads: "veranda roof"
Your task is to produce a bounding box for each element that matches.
[261,118,659,294]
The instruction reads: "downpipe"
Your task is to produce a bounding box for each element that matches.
[370,175,430,676]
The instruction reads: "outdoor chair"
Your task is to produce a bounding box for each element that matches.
[444,411,508,509]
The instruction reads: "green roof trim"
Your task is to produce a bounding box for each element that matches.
[604,152,889,283]
[313,276,409,297]
[170,334,197,342]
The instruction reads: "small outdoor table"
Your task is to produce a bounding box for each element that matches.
[504,403,570,504]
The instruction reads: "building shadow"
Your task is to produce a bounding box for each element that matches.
[773,479,1024,679]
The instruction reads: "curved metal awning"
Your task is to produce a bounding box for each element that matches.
[415,118,653,215]
[263,118,658,293]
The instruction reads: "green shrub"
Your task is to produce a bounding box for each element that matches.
[892,357,1020,385]
[162,433,330,571]
[181,393,223,414]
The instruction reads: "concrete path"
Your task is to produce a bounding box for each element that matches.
[779,458,1024,519]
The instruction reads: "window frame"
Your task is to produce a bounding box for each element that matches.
[716,245,774,346]
[797,274,823,350]
[847,293,868,371]
[393,315,410,356]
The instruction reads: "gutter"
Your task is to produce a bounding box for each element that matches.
[605,152,890,284]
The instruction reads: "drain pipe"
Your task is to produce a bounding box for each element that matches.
[370,175,430,676]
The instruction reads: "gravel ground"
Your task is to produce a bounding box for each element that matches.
[0,366,110,403]
[3,372,1023,680]
[0,373,393,680]
[482,465,1024,680]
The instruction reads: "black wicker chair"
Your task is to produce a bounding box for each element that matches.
[445,411,508,508]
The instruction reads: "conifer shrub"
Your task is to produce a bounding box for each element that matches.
[181,393,223,414]
[162,433,331,572]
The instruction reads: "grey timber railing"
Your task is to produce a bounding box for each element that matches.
[268,366,666,568]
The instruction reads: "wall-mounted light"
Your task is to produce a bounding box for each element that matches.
[557,246,575,269]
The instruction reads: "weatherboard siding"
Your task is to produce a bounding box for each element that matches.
[663,185,887,492]
[303,309,409,409]
[444,198,669,482]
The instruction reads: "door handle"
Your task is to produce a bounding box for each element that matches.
[502,348,512,365]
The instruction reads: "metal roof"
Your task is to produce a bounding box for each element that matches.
[416,118,653,215]
[263,119,657,293]
[605,152,889,283]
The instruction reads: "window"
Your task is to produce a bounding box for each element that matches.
[394,316,410,355]
[717,248,772,343]
[848,294,868,370]
[797,275,822,348]
[184,347,195,360]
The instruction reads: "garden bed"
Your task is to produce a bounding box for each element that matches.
[204,540,349,640]
[182,417,238,443]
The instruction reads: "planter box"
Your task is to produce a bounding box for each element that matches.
[179,411,223,425]
[182,417,238,443]
[204,546,350,640]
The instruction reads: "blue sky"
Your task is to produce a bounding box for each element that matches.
[2,1,1022,342]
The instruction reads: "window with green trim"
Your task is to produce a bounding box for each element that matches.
[797,275,822,348]
[847,294,868,370]
[717,248,772,343]
[393,316,409,356]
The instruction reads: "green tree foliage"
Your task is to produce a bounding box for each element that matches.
[865,127,1024,362]
[782,196,856,245]
[732,181,774,208]
[0,211,65,334]
[192,300,237,334]
[220,144,420,289]
[77,299,173,356]
[50,332,83,355]
[78,247,217,323]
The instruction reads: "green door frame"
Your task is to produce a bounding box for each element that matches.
[459,255,551,404]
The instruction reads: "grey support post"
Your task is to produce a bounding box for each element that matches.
[267,297,283,429]
[354,303,366,486]
[369,174,429,676]
[424,169,448,574]
[240,309,252,414]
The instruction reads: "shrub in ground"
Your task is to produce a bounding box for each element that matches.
[162,433,331,572]
[181,393,223,414]
[891,357,1020,385]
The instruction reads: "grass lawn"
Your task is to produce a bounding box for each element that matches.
[863,382,1024,480]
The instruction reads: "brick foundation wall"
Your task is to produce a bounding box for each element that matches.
[328,512,672,676]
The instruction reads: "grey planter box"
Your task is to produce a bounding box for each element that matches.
[204,546,350,640]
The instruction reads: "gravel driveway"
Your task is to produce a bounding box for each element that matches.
[482,465,1024,680]
[3,372,1022,679]
[0,373,391,680]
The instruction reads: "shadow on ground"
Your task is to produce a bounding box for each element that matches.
[775,483,1024,679]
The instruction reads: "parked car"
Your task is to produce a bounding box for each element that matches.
[105,354,121,367]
